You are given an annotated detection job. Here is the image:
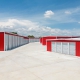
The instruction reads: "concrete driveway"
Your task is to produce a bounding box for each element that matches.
[0,42,80,80]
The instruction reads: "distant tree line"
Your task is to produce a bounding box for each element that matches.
[27,35,35,38]
[11,32,18,34]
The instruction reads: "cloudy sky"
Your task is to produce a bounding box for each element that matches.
[0,0,80,36]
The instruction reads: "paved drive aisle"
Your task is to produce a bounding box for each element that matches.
[0,42,80,80]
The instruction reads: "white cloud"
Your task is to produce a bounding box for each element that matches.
[44,10,54,18]
[0,19,80,37]
[78,22,80,24]
[43,9,76,24]
[42,7,80,24]
[65,11,71,14]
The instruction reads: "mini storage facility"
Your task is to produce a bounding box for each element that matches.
[0,32,29,51]
[29,38,40,43]
[41,36,80,45]
[41,36,56,45]
[47,39,80,57]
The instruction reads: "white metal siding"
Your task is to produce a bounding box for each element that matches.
[17,36,19,46]
[29,38,40,43]
[52,42,56,52]
[9,35,13,49]
[69,42,75,55]
[19,37,21,46]
[4,33,29,51]
[11,35,13,49]
[15,36,17,47]
[26,39,29,44]
[56,42,61,53]
[16,36,18,47]
[13,36,15,48]
[5,34,9,50]
[14,36,16,48]
[51,42,76,56]
[21,37,23,45]
[62,42,68,54]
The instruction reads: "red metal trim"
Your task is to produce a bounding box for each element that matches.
[42,37,56,45]
[5,32,29,39]
[47,39,80,42]
[47,41,52,52]
[42,36,80,45]
[76,42,80,56]
[0,32,4,51]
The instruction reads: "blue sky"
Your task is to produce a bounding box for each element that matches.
[0,0,80,36]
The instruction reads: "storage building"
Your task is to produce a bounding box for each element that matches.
[47,39,80,57]
[0,32,29,51]
[41,36,80,45]
[29,38,40,43]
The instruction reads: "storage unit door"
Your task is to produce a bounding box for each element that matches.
[21,37,23,45]
[27,39,29,43]
[20,37,21,45]
[23,38,24,45]
[22,38,23,45]
[52,42,56,52]
[22,38,24,45]
[15,36,17,47]
[21,37,22,45]
[14,36,16,48]
[11,35,13,49]
[13,36,15,48]
[29,39,31,43]
[69,42,75,55]
[24,39,25,44]
[62,42,68,54]
[22,37,23,45]
[17,36,19,46]
[18,37,20,46]
[25,39,26,44]
[16,36,17,47]
[9,35,12,50]
[19,37,20,45]
[30,39,31,43]
[56,42,61,53]
[5,34,9,50]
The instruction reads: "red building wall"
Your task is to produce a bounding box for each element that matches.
[42,37,56,45]
[47,39,80,57]
[0,32,4,51]
[42,36,80,46]
[76,42,80,56]
[47,41,52,52]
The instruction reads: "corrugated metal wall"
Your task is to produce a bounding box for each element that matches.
[29,38,40,43]
[4,33,29,51]
[0,32,40,51]
[52,42,76,56]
